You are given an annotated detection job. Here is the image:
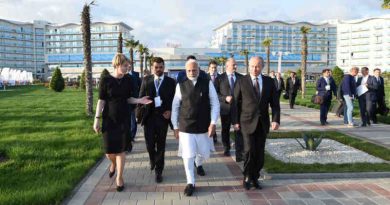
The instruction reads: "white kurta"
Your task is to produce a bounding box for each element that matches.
[171,79,220,158]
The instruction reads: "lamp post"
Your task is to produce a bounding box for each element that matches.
[272,51,289,73]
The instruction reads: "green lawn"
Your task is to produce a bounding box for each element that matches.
[282,83,390,124]
[264,131,390,173]
[0,86,102,205]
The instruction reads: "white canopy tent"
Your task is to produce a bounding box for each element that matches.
[0,68,34,87]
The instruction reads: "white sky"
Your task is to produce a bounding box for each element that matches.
[0,0,388,47]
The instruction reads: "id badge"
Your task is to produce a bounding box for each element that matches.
[154,96,162,107]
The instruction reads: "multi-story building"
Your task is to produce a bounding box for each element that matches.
[45,22,133,78]
[211,19,337,74]
[335,16,390,72]
[0,19,47,79]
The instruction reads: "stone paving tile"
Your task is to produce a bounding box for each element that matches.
[320,199,343,205]
[279,191,300,199]
[153,199,173,205]
[268,199,288,205]
[172,199,190,205]
[130,192,147,200]
[295,192,313,199]
[118,200,138,205]
[284,199,307,205]
[369,196,390,205]
[136,200,154,205]
[302,199,325,205]
[335,199,359,205]
[326,190,347,198]
[352,198,377,205]
[101,198,120,205]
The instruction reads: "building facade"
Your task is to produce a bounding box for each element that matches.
[335,16,390,72]
[211,19,337,74]
[0,19,46,79]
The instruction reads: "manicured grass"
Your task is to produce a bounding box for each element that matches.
[263,131,390,173]
[282,83,390,122]
[0,86,102,205]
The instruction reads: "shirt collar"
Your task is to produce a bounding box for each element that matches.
[154,74,164,81]
[226,71,235,77]
[250,74,262,81]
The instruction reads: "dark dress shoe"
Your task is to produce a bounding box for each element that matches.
[184,184,195,196]
[109,170,115,178]
[150,162,155,171]
[223,150,231,156]
[155,173,163,183]
[236,157,244,162]
[320,122,326,126]
[196,165,206,176]
[243,177,251,190]
[116,185,124,192]
[252,179,262,190]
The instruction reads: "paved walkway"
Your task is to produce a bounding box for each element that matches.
[65,104,390,205]
[279,102,390,148]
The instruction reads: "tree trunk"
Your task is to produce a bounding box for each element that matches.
[301,35,307,99]
[130,48,134,70]
[82,4,93,116]
[245,55,249,74]
[117,32,123,53]
[140,54,144,77]
[266,46,270,74]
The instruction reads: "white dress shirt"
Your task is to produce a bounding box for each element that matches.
[153,74,164,94]
[250,74,263,94]
[171,80,220,130]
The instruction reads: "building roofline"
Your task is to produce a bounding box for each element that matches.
[47,21,133,30]
[336,15,390,24]
[213,19,329,31]
[0,18,33,26]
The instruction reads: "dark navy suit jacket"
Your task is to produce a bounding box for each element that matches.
[316,77,337,98]
[356,75,378,101]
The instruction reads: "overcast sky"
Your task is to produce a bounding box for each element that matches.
[0,0,388,48]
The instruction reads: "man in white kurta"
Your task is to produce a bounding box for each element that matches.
[171,59,220,196]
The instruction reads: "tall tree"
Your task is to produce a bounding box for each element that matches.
[117,32,123,53]
[125,39,139,71]
[218,56,227,73]
[240,49,250,74]
[143,46,150,73]
[383,0,390,9]
[137,44,148,76]
[262,38,272,75]
[300,25,311,99]
[81,1,95,116]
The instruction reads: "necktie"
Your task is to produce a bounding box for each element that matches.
[155,78,160,95]
[377,77,380,85]
[230,74,235,95]
[254,77,260,99]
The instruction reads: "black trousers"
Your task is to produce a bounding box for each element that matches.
[277,90,282,100]
[320,96,331,123]
[358,93,375,125]
[144,113,169,174]
[221,114,243,158]
[289,92,297,108]
[242,119,266,180]
[376,96,388,117]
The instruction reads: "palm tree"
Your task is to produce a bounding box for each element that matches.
[240,49,250,74]
[143,46,150,74]
[125,39,139,71]
[383,0,390,9]
[117,32,123,53]
[137,44,148,76]
[147,53,154,71]
[262,38,272,75]
[218,56,227,73]
[300,25,311,99]
[81,1,95,116]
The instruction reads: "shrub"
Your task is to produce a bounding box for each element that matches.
[49,67,65,92]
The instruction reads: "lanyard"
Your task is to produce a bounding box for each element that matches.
[155,78,162,96]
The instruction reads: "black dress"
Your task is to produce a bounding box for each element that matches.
[99,75,133,154]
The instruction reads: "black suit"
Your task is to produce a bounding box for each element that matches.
[215,72,244,158]
[274,77,285,99]
[232,75,280,181]
[375,76,388,118]
[139,75,176,174]
[357,76,378,125]
[286,77,301,108]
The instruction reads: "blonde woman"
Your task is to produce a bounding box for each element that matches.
[93,53,151,192]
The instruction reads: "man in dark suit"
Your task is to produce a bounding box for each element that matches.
[207,60,220,143]
[286,72,301,109]
[215,58,244,162]
[373,68,389,120]
[232,56,280,190]
[316,69,337,125]
[138,57,176,183]
[356,67,378,127]
[128,62,141,146]
[275,72,285,99]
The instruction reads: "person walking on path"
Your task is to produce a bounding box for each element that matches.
[171,59,220,196]
[286,72,301,109]
[341,67,358,127]
[232,56,280,190]
[138,57,176,183]
[93,53,152,192]
[316,68,337,126]
[214,58,244,162]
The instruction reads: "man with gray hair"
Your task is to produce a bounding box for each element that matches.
[171,59,220,196]
[232,56,280,190]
